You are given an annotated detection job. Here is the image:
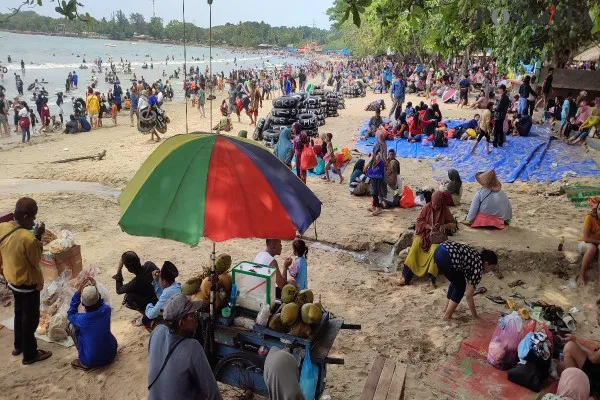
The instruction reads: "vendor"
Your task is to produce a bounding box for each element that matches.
[464,170,512,229]
[398,191,456,288]
[0,197,52,365]
[435,241,497,320]
[67,279,117,371]
[576,201,600,287]
[145,261,181,329]
[255,239,292,295]
[113,251,159,319]
[148,294,221,399]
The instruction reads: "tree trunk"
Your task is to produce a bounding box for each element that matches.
[460,45,471,76]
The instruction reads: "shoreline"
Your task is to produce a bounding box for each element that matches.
[0,28,312,56]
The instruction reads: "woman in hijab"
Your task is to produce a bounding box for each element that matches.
[349,159,370,196]
[541,368,590,400]
[398,191,456,288]
[263,347,304,400]
[440,169,463,206]
[274,128,294,168]
[292,122,308,183]
[366,129,388,216]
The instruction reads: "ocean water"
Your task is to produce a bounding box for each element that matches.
[0,31,304,113]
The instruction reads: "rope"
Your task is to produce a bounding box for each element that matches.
[182,0,189,134]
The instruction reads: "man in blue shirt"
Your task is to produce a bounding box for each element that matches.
[67,280,117,371]
[129,87,139,128]
[389,73,406,119]
[78,116,91,132]
[144,261,181,330]
[72,71,78,89]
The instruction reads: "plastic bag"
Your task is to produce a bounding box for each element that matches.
[299,346,319,400]
[48,230,75,254]
[400,186,416,208]
[256,303,271,326]
[301,145,318,170]
[488,312,524,370]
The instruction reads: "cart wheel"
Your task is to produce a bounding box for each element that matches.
[214,352,264,399]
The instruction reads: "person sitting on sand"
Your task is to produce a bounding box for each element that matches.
[349,159,370,196]
[398,191,456,288]
[364,108,384,139]
[439,169,463,206]
[78,114,91,132]
[67,279,117,371]
[567,97,600,146]
[560,323,600,399]
[148,294,221,399]
[512,113,532,137]
[255,239,292,296]
[63,114,80,134]
[144,261,181,330]
[113,251,159,324]
[576,201,600,287]
[434,241,497,320]
[470,89,489,109]
[464,170,512,229]
[541,367,590,400]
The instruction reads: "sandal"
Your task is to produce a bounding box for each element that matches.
[486,295,506,304]
[71,358,92,372]
[510,292,525,300]
[508,279,525,288]
[474,287,487,296]
[22,349,52,365]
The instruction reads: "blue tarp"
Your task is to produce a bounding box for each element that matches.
[354,119,600,183]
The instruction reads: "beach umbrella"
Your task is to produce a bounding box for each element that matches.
[118,132,322,244]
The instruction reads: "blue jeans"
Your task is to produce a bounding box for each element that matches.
[434,245,467,303]
[571,129,590,141]
[21,126,30,142]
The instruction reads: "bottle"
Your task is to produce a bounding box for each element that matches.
[558,236,564,251]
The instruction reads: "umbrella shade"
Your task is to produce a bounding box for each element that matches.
[118,132,322,244]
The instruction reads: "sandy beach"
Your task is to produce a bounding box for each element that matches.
[0,84,599,400]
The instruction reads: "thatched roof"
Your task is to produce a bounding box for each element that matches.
[573,45,600,62]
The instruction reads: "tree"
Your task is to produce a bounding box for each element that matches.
[129,13,147,36]
[147,17,164,39]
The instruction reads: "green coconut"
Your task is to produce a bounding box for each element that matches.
[281,284,298,304]
[297,289,314,305]
[301,303,323,325]
[268,313,288,333]
[290,320,312,338]
[280,303,300,326]
[215,254,232,274]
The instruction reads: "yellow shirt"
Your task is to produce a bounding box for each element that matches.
[479,109,492,133]
[580,215,600,242]
[0,222,43,290]
[86,95,100,115]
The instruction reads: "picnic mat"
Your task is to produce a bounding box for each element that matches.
[561,185,600,208]
[353,119,600,183]
[1,317,74,348]
[431,313,558,399]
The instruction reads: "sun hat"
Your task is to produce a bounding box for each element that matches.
[475,169,502,191]
[163,293,203,322]
[81,285,100,307]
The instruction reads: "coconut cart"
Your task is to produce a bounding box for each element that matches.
[118,132,360,398]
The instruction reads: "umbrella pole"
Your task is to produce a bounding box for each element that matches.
[206,241,217,362]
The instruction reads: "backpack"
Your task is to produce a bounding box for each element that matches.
[19,116,30,129]
[433,130,448,147]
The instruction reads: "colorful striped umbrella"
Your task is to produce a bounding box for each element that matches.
[118,132,322,244]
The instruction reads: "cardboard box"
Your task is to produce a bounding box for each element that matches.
[40,245,83,282]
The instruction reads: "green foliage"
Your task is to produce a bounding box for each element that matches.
[329,0,599,68]
[0,10,340,49]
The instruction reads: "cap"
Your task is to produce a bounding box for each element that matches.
[163,293,203,322]
[81,285,100,307]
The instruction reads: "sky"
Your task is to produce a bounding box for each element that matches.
[5,0,335,29]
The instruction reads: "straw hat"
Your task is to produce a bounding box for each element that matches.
[475,169,502,191]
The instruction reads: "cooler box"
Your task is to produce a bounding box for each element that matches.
[231,261,276,313]
[40,245,83,282]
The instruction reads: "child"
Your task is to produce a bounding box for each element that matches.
[471,102,493,155]
[111,101,118,126]
[288,239,308,290]
[220,99,228,117]
[323,133,344,183]
[197,84,206,118]
[28,108,38,135]
[19,106,31,143]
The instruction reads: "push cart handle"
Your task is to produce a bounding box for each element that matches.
[324,357,345,365]
[341,323,361,330]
